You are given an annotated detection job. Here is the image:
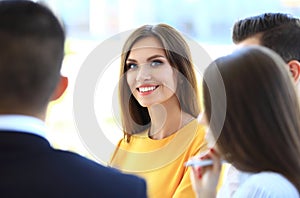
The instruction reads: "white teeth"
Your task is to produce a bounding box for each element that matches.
[139,86,156,93]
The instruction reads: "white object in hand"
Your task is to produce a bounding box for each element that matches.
[185,159,214,167]
[185,159,226,167]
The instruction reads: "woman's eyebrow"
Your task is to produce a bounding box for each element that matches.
[147,54,165,61]
[127,54,165,63]
[126,58,137,63]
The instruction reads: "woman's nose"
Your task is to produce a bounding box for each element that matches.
[136,64,151,81]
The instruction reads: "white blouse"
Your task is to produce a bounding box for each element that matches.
[218,165,299,198]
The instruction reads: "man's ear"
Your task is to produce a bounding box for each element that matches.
[288,60,300,83]
[51,75,68,101]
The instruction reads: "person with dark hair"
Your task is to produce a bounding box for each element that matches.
[190,46,300,197]
[109,23,207,198]
[214,13,300,196]
[232,13,300,90]
[0,1,147,197]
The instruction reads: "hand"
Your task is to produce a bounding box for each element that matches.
[190,148,222,198]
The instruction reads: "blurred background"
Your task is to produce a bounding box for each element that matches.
[41,0,300,162]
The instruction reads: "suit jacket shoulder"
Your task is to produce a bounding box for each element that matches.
[0,132,147,198]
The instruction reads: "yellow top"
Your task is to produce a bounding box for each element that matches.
[109,119,207,198]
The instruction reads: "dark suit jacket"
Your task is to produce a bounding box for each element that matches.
[0,131,147,198]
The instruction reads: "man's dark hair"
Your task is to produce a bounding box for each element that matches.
[0,0,65,113]
[232,13,300,62]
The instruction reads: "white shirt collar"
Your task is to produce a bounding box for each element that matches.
[0,114,47,139]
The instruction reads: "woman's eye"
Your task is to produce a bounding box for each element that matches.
[150,60,163,67]
[126,63,137,69]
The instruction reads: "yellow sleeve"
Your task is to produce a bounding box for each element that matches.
[172,164,226,198]
[173,124,207,198]
[172,123,226,197]
[172,167,196,198]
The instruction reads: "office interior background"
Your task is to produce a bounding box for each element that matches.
[40,0,300,163]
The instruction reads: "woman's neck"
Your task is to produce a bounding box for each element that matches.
[148,102,194,140]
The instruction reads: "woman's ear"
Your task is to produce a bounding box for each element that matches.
[51,75,68,101]
[288,60,300,83]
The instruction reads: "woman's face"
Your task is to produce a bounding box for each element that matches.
[125,36,178,107]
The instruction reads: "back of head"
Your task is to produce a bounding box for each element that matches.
[232,13,300,63]
[232,13,299,44]
[203,46,300,191]
[261,22,300,62]
[0,0,65,114]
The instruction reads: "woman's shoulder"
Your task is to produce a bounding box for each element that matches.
[178,119,207,155]
[234,171,299,198]
[181,118,206,137]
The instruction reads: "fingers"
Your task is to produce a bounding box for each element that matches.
[190,166,203,197]
[189,148,221,197]
[189,147,222,173]
[209,148,222,173]
[193,166,203,179]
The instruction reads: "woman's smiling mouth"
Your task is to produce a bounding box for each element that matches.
[137,85,159,95]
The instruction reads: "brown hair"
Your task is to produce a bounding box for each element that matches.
[119,24,200,142]
[203,46,300,191]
